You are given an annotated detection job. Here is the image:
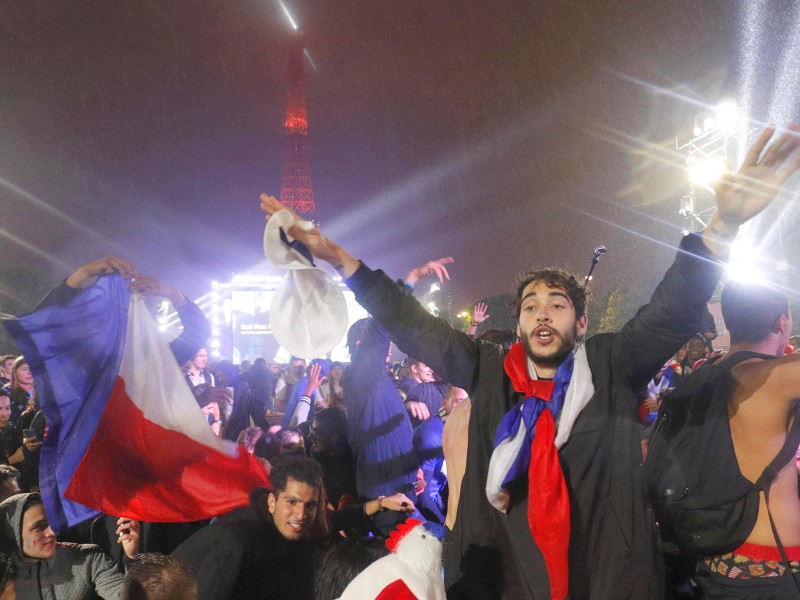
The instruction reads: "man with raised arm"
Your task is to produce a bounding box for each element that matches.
[649,280,800,597]
[261,125,800,600]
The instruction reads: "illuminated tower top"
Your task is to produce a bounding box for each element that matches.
[279,31,316,214]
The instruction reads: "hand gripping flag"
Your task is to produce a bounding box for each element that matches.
[3,275,269,531]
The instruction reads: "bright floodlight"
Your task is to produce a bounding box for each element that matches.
[688,157,728,186]
[726,241,767,285]
[714,100,739,132]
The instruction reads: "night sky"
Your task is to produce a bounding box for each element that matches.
[1,1,795,315]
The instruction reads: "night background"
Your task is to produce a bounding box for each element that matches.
[2,1,799,346]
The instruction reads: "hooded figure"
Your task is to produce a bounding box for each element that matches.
[0,492,124,599]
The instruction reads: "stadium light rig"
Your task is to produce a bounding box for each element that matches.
[677,99,754,232]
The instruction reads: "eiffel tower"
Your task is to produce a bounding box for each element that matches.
[279,31,316,215]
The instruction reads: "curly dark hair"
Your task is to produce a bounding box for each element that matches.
[513,268,589,319]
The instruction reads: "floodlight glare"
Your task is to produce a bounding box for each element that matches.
[688,158,728,186]
[726,241,767,285]
[714,100,739,132]
[703,116,716,132]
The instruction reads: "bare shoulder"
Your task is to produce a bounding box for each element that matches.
[731,353,800,403]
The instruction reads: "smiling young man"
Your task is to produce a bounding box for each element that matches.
[172,455,327,600]
[261,124,800,599]
[0,492,127,599]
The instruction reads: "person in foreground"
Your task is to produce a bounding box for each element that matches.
[649,280,800,599]
[260,124,800,600]
[0,492,138,599]
[172,454,327,600]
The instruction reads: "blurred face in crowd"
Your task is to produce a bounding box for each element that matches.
[290,359,306,379]
[268,478,319,541]
[410,362,435,383]
[685,338,706,364]
[0,396,10,428]
[1,359,14,379]
[13,364,33,389]
[330,365,343,382]
[517,281,587,373]
[190,349,209,371]
[0,473,20,503]
[443,386,468,415]
[21,504,56,561]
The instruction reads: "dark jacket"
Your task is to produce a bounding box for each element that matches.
[172,487,318,600]
[345,233,722,600]
[342,320,417,501]
[397,376,446,428]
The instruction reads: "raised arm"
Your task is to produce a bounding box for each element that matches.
[700,124,800,256]
[467,302,490,337]
[260,195,480,390]
[615,125,800,390]
[128,275,211,366]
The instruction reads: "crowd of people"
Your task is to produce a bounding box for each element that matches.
[0,125,798,599]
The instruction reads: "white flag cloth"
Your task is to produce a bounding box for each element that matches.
[263,210,349,358]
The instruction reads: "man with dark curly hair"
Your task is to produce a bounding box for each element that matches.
[260,124,800,600]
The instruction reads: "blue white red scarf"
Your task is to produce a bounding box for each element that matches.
[485,342,593,600]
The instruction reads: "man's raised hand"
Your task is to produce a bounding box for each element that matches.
[128,275,188,307]
[260,194,360,277]
[404,257,455,286]
[303,363,328,397]
[472,302,490,325]
[714,124,800,227]
[65,256,137,289]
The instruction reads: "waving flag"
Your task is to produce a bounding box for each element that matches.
[3,275,268,532]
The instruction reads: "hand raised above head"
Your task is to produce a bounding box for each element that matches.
[259,193,359,275]
[404,257,454,286]
[304,363,328,396]
[714,124,800,227]
[128,275,186,306]
[66,256,137,289]
[472,302,490,324]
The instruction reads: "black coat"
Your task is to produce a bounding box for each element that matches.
[345,233,722,600]
[172,488,319,600]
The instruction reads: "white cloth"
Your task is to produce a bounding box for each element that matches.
[263,211,349,358]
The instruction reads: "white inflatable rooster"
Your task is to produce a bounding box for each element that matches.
[338,518,446,600]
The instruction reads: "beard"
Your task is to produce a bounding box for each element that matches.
[521,325,578,370]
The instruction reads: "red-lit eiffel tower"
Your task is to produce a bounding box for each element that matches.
[279,31,315,215]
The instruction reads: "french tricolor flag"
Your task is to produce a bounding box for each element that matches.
[4,275,268,532]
